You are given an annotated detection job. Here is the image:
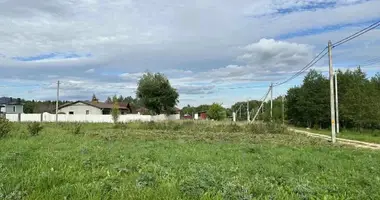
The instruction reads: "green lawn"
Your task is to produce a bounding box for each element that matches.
[1,122,380,199]
[293,126,380,144]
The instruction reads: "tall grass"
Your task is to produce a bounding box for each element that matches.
[1,121,379,199]
[114,120,290,134]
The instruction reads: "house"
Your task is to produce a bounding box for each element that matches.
[198,111,207,120]
[58,101,132,115]
[183,113,193,119]
[0,97,24,114]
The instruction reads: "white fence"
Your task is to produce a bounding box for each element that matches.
[5,113,180,123]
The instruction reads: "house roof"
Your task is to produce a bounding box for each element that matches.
[58,101,129,110]
[0,97,22,105]
[6,102,23,105]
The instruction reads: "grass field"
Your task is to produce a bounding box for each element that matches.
[1,121,380,199]
[293,126,380,144]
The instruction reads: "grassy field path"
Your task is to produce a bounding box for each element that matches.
[291,128,380,150]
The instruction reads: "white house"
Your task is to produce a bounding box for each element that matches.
[58,101,132,115]
[0,97,24,114]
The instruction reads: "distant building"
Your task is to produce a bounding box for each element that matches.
[183,113,193,119]
[0,97,24,114]
[58,101,132,115]
[198,111,207,120]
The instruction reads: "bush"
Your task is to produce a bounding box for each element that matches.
[111,102,120,124]
[27,122,43,136]
[265,122,289,134]
[0,118,12,138]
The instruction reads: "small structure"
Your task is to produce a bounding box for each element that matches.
[58,101,132,115]
[198,111,207,120]
[183,113,193,119]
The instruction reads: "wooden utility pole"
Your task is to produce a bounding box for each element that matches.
[335,72,340,134]
[247,99,250,122]
[56,80,60,122]
[270,83,273,121]
[282,95,285,125]
[252,86,271,122]
[328,41,336,143]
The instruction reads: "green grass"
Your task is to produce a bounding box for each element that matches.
[293,126,380,144]
[1,122,380,199]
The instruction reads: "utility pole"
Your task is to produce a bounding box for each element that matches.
[252,86,271,122]
[56,80,60,123]
[328,41,336,143]
[334,72,340,134]
[247,99,250,122]
[270,82,273,121]
[282,95,285,125]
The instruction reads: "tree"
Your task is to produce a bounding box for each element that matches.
[136,72,179,115]
[285,68,380,131]
[118,95,124,103]
[105,97,112,103]
[111,101,120,124]
[182,105,196,116]
[91,94,98,102]
[207,103,226,121]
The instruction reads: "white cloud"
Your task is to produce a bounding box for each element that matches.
[0,0,379,107]
[85,68,95,73]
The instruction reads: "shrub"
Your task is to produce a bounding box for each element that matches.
[111,101,120,124]
[0,118,12,138]
[27,122,43,136]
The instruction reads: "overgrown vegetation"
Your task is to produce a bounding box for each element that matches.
[0,122,379,199]
[0,118,11,138]
[26,122,43,136]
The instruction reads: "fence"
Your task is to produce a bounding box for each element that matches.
[5,113,180,123]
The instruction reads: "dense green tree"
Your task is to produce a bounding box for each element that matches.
[207,103,226,121]
[286,68,380,131]
[136,72,179,115]
[105,97,112,103]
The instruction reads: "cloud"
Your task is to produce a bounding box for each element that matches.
[85,68,95,73]
[0,0,379,107]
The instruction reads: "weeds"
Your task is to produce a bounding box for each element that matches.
[111,120,290,135]
[70,123,82,135]
[27,122,43,136]
[0,118,11,138]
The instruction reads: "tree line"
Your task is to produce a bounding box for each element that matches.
[181,68,380,131]
[286,68,380,131]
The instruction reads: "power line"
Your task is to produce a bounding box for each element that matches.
[332,21,380,48]
[273,21,380,88]
[216,85,269,90]
[273,49,328,87]
[360,60,380,67]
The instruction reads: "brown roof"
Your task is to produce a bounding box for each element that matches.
[58,101,129,110]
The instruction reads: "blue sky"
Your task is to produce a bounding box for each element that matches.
[0,0,379,107]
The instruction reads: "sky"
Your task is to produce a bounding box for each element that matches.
[0,0,379,108]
